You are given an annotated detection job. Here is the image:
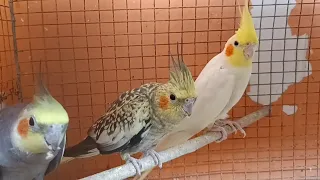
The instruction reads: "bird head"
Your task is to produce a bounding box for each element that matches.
[13,79,69,154]
[154,53,197,124]
[224,0,258,67]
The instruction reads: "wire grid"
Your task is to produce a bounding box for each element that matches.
[6,0,320,179]
[0,0,18,107]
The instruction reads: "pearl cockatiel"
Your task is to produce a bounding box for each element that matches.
[135,0,258,179]
[0,76,69,180]
[63,56,197,176]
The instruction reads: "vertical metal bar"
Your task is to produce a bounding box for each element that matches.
[8,0,22,102]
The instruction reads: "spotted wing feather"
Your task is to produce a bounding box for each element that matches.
[88,83,160,154]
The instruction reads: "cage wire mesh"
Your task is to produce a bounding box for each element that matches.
[0,0,318,179]
[0,0,19,108]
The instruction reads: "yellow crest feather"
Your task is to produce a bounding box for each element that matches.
[32,93,69,125]
[235,0,258,44]
[31,62,69,125]
[168,44,196,97]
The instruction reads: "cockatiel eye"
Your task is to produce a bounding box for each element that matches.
[234,41,239,46]
[29,117,35,126]
[169,94,176,101]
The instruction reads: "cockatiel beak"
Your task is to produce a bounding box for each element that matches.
[243,43,257,60]
[183,97,196,116]
[44,124,67,151]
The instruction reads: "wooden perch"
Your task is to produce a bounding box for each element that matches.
[80,106,271,180]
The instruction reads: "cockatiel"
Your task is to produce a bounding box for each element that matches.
[135,0,258,179]
[0,76,69,180]
[63,56,197,176]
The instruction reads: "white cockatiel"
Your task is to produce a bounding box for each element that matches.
[135,0,258,179]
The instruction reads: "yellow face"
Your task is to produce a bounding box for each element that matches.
[14,100,69,154]
[224,0,258,67]
[155,53,197,124]
[154,84,197,124]
[224,35,257,67]
[15,115,49,153]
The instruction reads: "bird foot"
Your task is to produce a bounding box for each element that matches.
[145,149,162,169]
[206,125,228,143]
[122,154,142,176]
[214,119,246,137]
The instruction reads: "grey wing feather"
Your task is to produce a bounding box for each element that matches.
[45,135,66,175]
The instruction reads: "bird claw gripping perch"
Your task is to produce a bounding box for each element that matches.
[215,119,246,138]
[223,120,246,137]
[144,149,163,169]
[122,154,143,176]
[206,119,246,143]
[207,125,228,143]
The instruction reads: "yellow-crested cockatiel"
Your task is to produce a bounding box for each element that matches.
[135,0,258,179]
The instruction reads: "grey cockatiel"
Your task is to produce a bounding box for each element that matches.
[63,55,197,176]
[0,78,69,180]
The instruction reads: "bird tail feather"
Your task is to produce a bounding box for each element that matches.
[63,137,99,159]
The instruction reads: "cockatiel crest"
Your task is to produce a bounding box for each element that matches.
[224,0,258,67]
[235,0,258,45]
[153,54,196,123]
[169,56,195,96]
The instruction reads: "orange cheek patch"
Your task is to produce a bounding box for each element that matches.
[225,44,234,57]
[17,119,29,138]
[159,96,169,110]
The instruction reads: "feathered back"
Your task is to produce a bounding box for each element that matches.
[235,0,258,44]
[31,61,69,125]
[168,44,195,96]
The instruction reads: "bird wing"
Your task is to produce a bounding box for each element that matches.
[88,83,159,154]
[45,134,66,175]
